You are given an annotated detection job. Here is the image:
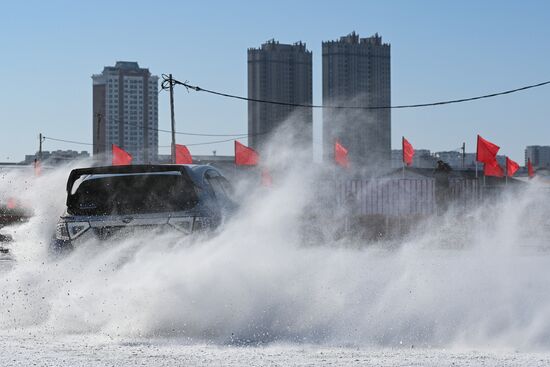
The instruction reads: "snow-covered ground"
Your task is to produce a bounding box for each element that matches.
[2,163,550,365]
[2,332,550,367]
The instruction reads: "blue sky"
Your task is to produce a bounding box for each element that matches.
[0,0,548,163]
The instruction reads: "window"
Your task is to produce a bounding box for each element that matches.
[204,170,233,200]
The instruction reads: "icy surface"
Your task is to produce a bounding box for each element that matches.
[2,332,550,367]
[2,161,550,365]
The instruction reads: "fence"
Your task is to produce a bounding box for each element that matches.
[335,178,482,217]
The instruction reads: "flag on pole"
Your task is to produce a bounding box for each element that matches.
[402,137,414,166]
[112,144,132,166]
[476,135,500,163]
[334,140,349,168]
[235,141,259,166]
[175,144,193,164]
[505,157,520,177]
[527,158,535,178]
[484,159,504,177]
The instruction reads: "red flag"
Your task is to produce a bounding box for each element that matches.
[6,198,17,210]
[506,157,520,177]
[235,141,259,166]
[112,144,132,166]
[334,140,349,168]
[175,144,192,164]
[476,135,500,163]
[527,158,535,178]
[261,168,273,187]
[402,137,414,166]
[484,159,504,177]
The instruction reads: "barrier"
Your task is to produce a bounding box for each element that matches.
[335,178,482,217]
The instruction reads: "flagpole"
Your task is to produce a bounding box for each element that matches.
[169,74,177,164]
[233,140,238,178]
[505,157,508,185]
[402,136,405,179]
[475,135,479,179]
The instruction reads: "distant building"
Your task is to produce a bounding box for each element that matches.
[322,32,391,171]
[391,149,436,169]
[92,61,159,164]
[434,151,475,169]
[433,151,506,170]
[525,145,550,168]
[23,150,90,165]
[391,149,514,171]
[248,40,312,155]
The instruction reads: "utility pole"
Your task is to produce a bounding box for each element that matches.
[169,73,176,163]
[34,133,45,176]
[461,142,465,169]
[96,112,102,155]
[38,133,44,161]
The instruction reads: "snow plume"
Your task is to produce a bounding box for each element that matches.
[0,134,550,351]
[0,160,91,261]
[321,93,392,176]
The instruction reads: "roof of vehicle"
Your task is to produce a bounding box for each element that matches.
[186,164,223,177]
[66,164,223,193]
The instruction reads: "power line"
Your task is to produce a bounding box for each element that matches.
[105,117,250,137]
[184,137,236,146]
[162,75,550,110]
[160,128,247,137]
[42,135,238,148]
[43,136,94,146]
[133,123,248,137]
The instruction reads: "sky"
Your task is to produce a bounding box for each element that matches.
[0,0,549,163]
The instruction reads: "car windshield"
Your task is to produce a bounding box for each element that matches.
[67,173,198,216]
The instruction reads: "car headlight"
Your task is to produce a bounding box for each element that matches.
[66,221,91,240]
[55,222,70,241]
[192,217,212,231]
[168,217,194,234]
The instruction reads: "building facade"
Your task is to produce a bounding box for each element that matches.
[434,151,476,169]
[391,149,512,171]
[433,151,506,170]
[525,145,550,168]
[391,149,436,169]
[23,150,90,165]
[322,32,391,172]
[248,40,312,155]
[92,61,159,163]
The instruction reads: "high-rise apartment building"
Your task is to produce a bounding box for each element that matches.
[322,32,391,171]
[525,145,550,168]
[92,61,159,163]
[248,40,312,155]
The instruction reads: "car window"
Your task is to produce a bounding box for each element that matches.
[68,173,198,215]
[218,177,233,197]
[204,170,231,200]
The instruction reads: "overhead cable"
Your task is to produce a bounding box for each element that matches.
[42,136,236,148]
[103,117,250,137]
[161,75,550,110]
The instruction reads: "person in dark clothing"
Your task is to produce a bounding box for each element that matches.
[434,160,452,213]
[344,190,360,234]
